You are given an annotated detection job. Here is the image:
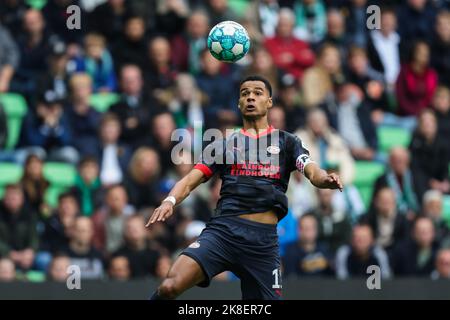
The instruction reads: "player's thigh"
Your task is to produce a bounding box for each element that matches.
[166,254,206,290]
[234,254,283,300]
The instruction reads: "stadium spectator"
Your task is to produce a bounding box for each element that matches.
[71,33,117,92]
[430,11,450,87]
[62,216,104,280]
[345,0,369,48]
[0,20,19,93]
[123,147,161,210]
[144,112,179,178]
[318,9,351,58]
[244,46,281,96]
[20,154,50,218]
[36,40,70,106]
[111,15,148,73]
[373,147,419,215]
[0,184,38,271]
[18,94,78,165]
[47,254,70,282]
[195,49,239,129]
[410,110,450,198]
[0,0,28,38]
[367,8,401,93]
[283,214,333,277]
[335,224,392,279]
[333,83,379,162]
[345,46,388,113]
[66,73,101,157]
[87,0,130,43]
[301,43,343,108]
[292,0,327,44]
[309,188,352,254]
[392,216,439,276]
[155,254,172,279]
[163,73,206,130]
[431,249,450,280]
[0,258,16,282]
[431,86,450,139]
[268,105,286,131]
[12,9,54,99]
[72,156,103,217]
[421,190,450,247]
[145,36,177,93]
[296,108,355,185]
[110,64,154,150]
[396,41,438,117]
[92,184,135,254]
[204,0,238,27]
[264,8,315,81]
[244,0,280,39]
[396,0,437,49]
[40,192,79,254]
[359,187,409,254]
[275,78,306,133]
[97,113,131,186]
[154,0,189,39]
[108,255,131,281]
[113,215,163,278]
[170,10,210,74]
[42,0,86,45]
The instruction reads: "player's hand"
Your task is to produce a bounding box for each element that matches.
[324,173,343,192]
[145,201,174,227]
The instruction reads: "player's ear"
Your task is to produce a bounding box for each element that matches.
[267,97,273,109]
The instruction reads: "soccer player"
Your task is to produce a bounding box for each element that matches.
[148,75,343,300]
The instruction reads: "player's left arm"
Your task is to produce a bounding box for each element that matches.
[304,162,343,191]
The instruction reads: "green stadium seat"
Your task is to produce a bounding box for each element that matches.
[353,161,385,210]
[353,161,385,187]
[89,93,120,113]
[45,185,69,208]
[0,93,28,150]
[358,186,375,210]
[228,0,250,17]
[25,0,48,10]
[377,126,411,153]
[43,162,76,187]
[443,195,450,229]
[5,117,23,150]
[0,93,28,117]
[0,162,23,186]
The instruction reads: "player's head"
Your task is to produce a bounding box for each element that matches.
[238,75,273,120]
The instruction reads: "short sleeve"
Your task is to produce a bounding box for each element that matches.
[193,139,224,180]
[291,135,314,175]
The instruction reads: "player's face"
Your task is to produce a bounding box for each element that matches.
[239,81,272,119]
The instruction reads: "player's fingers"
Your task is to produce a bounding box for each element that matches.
[149,209,161,225]
[157,208,171,221]
[160,208,173,222]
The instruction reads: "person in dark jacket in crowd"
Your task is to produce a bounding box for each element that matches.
[392,216,439,276]
[359,186,410,255]
[409,109,450,198]
[283,214,334,277]
[0,184,39,271]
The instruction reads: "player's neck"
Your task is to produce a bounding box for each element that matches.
[242,118,271,134]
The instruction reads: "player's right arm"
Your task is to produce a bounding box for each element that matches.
[145,168,207,226]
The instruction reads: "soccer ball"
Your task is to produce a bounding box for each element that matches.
[207,21,250,63]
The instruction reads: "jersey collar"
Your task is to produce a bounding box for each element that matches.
[240,125,275,139]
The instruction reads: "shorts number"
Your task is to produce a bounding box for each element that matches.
[272,268,282,289]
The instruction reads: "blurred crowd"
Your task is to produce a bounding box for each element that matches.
[0,0,450,283]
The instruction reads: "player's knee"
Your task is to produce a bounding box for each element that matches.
[158,278,181,299]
